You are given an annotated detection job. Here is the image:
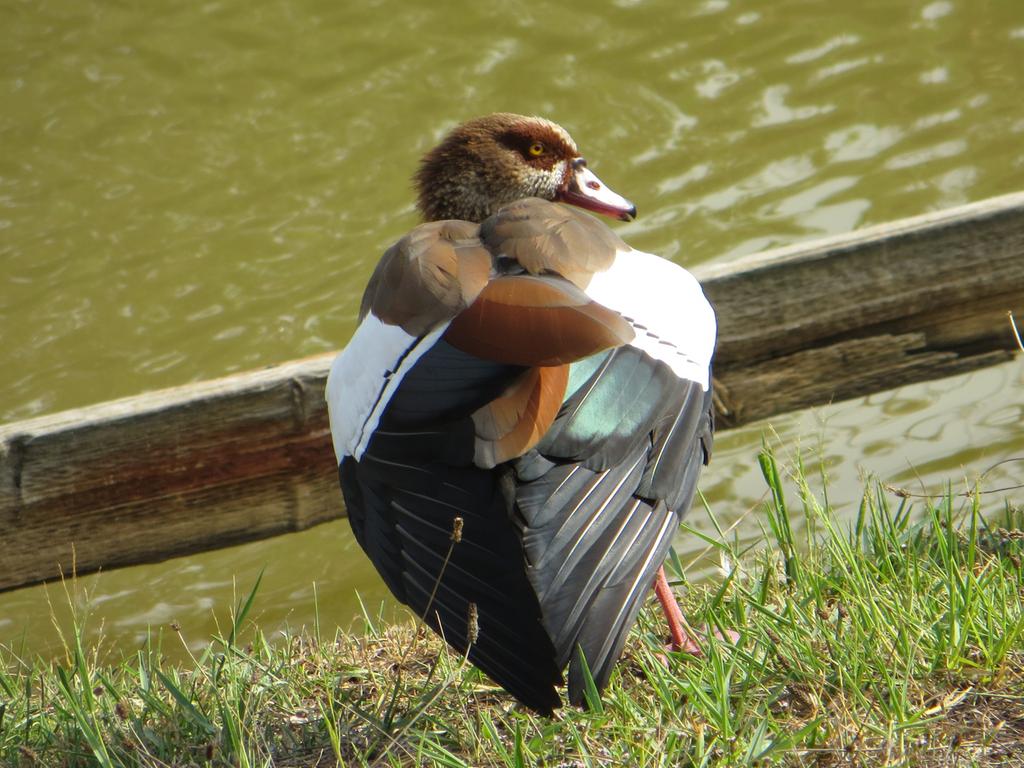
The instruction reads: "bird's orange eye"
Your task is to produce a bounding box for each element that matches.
[528,142,545,156]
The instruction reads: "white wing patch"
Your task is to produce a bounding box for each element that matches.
[325,313,449,461]
[584,248,716,390]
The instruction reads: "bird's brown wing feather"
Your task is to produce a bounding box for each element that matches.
[361,220,492,336]
[443,273,633,366]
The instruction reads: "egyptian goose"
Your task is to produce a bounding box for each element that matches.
[326,113,716,714]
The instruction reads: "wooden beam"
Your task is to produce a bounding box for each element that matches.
[0,358,337,594]
[2,192,1023,593]
[698,191,1024,426]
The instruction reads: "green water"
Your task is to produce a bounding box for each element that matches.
[2,0,1022,658]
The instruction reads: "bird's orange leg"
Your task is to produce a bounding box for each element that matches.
[653,566,703,654]
[654,567,740,663]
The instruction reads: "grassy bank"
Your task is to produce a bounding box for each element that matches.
[2,448,1022,767]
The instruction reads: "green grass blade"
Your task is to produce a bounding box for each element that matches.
[575,645,604,715]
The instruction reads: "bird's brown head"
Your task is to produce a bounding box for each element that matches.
[414,113,637,224]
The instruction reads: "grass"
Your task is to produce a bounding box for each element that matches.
[2,446,1022,767]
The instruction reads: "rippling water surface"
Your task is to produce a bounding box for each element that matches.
[2,0,1022,658]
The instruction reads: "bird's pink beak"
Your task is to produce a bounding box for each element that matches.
[557,158,637,222]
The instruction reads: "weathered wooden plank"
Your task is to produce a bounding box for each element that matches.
[0,358,338,590]
[1,192,1022,593]
[714,334,1011,428]
[697,192,1024,425]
